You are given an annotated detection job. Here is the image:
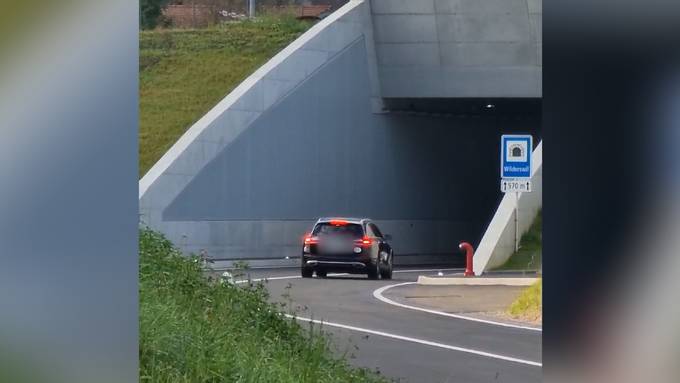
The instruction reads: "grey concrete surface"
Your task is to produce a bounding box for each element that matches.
[371,0,542,97]
[140,1,385,262]
[140,0,378,215]
[231,267,541,382]
[384,283,525,313]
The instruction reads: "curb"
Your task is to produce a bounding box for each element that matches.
[417,276,539,286]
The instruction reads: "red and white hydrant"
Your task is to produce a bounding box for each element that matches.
[459,242,475,277]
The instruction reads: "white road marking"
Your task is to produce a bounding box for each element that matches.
[232,268,463,284]
[235,275,300,284]
[234,271,540,332]
[373,282,542,332]
[233,272,350,284]
[286,314,541,367]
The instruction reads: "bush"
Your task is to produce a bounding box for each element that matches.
[141,0,171,30]
[139,228,385,382]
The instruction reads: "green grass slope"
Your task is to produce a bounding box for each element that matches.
[139,17,312,178]
[507,279,542,323]
[494,210,542,271]
[140,228,385,382]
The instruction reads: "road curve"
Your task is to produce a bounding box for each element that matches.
[236,267,542,383]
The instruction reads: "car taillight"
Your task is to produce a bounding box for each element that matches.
[304,236,319,245]
[354,236,372,247]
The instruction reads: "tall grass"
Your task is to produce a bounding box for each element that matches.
[139,16,313,178]
[507,280,542,322]
[139,228,385,382]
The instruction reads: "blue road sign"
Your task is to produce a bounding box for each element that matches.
[501,135,533,179]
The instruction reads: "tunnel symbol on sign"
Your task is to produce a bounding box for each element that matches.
[506,141,527,162]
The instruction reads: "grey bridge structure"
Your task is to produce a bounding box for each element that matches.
[140,0,542,269]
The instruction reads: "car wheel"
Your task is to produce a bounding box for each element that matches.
[316,270,327,278]
[301,266,313,278]
[380,254,393,280]
[367,258,380,280]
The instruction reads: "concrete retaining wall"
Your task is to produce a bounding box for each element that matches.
[473,141,543,274]
[140,0,380,238]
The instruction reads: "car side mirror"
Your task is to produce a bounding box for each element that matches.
[383,234,392,241]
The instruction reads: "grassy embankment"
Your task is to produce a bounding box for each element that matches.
[494,211,542,321]
[139,16,313,178]
[494,210,542,271]
[507,279,542,323]
[139,228,386,382]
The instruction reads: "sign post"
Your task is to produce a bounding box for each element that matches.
[500,135,533,252]
[249,0,256,18]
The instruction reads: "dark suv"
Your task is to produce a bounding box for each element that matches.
[301,217,393,279]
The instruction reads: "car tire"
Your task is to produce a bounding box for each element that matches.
[301,267,313,278]
[367,259,380,280]
[380,255,393,280]
[316,270,327,278]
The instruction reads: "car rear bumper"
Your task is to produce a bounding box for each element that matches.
[302,254,372,273]
[306,260,367,269]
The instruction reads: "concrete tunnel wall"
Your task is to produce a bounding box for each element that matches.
[140,0,542,267]
[157,37,540,266]
[139,0,382,267]
[371,0,542,98]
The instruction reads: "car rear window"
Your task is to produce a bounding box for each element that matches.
[312,222,364,239]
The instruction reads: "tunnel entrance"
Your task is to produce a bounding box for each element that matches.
[149,36,541,267]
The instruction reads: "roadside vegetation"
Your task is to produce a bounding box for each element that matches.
[507,279,542,323]
[139,228,386,382]
[139,16,313,177]
[494,210,542,271]
[140,0,172,30]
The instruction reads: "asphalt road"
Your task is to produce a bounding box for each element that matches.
[232,267,542,383]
